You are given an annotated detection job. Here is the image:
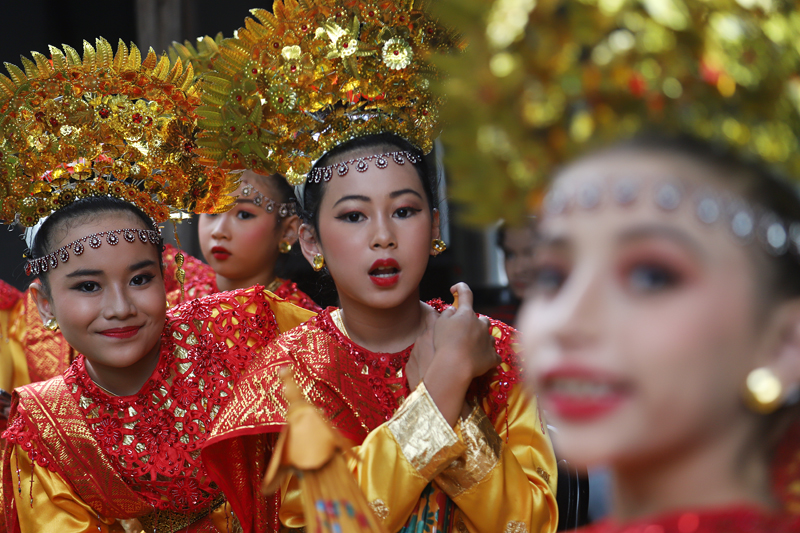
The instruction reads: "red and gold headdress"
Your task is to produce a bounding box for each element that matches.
[436,0,800,224]
[196,0,464,186]
[0,37,238,228]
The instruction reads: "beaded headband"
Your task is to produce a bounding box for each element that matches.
[295,150,421,210]
[544,178,798,256]
[239,179,296,218]
[435,0,800,225]
[25,228,161,276]
[196,1,463,186]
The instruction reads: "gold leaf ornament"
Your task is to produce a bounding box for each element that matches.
[0,37,239,226]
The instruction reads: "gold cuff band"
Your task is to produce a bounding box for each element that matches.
[387,383,466,480]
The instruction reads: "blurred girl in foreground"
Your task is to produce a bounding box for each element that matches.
[441,0,800,531]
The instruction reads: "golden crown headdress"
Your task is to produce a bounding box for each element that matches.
[169,33,225,78]
[196,0,464,186]
[435,0,800,225]
[0,37,238,227]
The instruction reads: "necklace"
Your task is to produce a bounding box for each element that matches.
[90,379,120,397]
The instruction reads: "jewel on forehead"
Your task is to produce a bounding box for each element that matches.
[27,228,161,275]
[307,150,419,184]
[542,178,800,262]
[238,179,296,217]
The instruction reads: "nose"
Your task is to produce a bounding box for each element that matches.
[102,283,138,321]
[209,214,230,240]
[371,213,397,249]
[546,264,604,351]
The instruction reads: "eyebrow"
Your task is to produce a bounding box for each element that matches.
[64,259,157,279]
[617,224,704,258]
[389,189,423,200]
[129,260,157,272]
[333,194,371,207]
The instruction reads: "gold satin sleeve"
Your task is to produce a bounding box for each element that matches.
[435,385,558,533]
[0,298,31,392]
[10,446,124,533]
[280,384,468,531]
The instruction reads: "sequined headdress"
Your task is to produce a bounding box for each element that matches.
[0,37,238,228]
[196,0,464,186]
[435,0,800,224]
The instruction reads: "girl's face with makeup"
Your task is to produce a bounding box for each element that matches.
[199,170,295,286]
[518,149,770,468]
[35,211,166,371]
[302,156,439,311]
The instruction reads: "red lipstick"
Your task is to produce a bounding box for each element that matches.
[99,326,141,339]
[540,367,629,422]
[369,258,401,287]
[210,246,231,261]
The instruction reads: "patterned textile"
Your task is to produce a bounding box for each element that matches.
[203,303,522,533]
[0,282,20,311]
[2,287,282,530]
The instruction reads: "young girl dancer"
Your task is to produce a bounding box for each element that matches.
[0,39,314,532]
[197,2,558,532]
[441,0,800,530]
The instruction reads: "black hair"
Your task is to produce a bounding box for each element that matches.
[270,173,296,205]
[299,133,439,233]
[618,133,800,304]
[31,196,164,295]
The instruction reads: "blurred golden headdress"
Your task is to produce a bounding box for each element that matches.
[196,0,464,186]
[0,37,238,227]
[436,0,800,224]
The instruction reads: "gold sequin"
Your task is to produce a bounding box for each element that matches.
[368,499,389,520]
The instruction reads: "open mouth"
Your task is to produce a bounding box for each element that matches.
[541,370,630,421]
[369,259,401,287]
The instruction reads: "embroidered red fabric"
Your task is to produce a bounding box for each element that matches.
[0,280,21,311]
[315,301,522,425]
[4,287,279,513]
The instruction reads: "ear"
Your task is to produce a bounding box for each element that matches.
[758,301,800,404]
[429,208,441,256]
[29,281,55,326]
[279,214,301,245]
[298,223,322,268]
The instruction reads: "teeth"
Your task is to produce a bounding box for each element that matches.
[550,379,613,398]
[371,267,398,277]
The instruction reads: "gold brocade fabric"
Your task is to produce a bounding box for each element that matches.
[203,305,558,533]
[1,286,315,532]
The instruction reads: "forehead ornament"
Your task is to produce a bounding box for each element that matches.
[544,179,796,257]
[239,180,296,218]
[307,150,420,184]
[25,228,161,276]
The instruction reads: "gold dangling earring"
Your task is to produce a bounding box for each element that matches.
[743,367,783,414]
[312,253,325,271]
[279,241,292,254]
[431,238,447,256]
[44,318,59,332]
